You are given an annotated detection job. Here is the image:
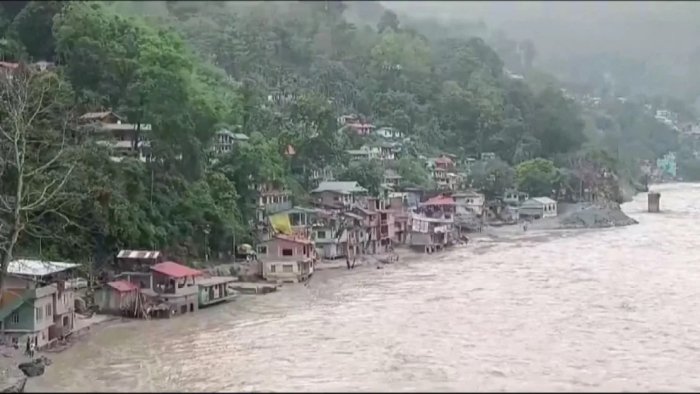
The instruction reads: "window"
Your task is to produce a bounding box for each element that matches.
[10,312,19,324]
[270,264,277,273]
[257,245,268,255]
[316,231,326,239]
[45,304,52,318]
[282,264,293,273]
[282,248,294,256]
[35,308,41,322]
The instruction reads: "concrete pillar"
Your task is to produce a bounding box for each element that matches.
[648,192,661,213]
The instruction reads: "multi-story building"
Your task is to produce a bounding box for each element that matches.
[79,111,152,162]
[311,181,368,209]
[259,235,315,283]
[0,260,79,349]
[211,128,249,155]
[408,195,457,253]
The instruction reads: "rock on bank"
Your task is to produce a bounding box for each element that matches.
[0,367,27,393]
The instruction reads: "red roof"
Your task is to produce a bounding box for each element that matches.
[348,123,376,128]
[0,62,19,70]
[273,234,314,245]
[422,195,456,206]
[151,261,202,278]
[435,157,453,165]
[107,280,139,293]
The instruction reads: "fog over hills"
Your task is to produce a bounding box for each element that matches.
[383,1,700,101]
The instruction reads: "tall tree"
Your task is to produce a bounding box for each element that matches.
[0,66,77,297]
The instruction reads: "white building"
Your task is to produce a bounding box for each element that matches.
[347,145,381,161]
[453,191,485,217]
[376,127,404,140]
[519,197,558,219]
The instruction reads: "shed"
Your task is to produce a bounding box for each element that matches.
[96,280,140,316]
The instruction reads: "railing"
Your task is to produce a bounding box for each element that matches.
[264,201,293,214]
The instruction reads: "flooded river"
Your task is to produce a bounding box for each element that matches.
[25,183,700,391]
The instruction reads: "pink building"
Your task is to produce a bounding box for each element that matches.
[259,235,315,283]
[346,122,376,136]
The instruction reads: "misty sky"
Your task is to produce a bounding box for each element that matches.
[383,1,700,63]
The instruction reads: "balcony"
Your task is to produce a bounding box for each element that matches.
[264,200,293,214]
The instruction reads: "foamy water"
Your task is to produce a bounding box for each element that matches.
[26,183,700,392]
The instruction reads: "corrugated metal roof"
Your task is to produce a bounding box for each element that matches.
[8,259,79,277]
[117,250,162,260]
[312,181,368,194]
[151,261,202,278]
[107,280,139,292]
[79,111,121,120]
[523,197,557,206]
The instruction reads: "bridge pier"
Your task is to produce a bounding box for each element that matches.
[648,192,660,213]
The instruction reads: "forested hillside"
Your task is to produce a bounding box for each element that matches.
[0,1,675,269]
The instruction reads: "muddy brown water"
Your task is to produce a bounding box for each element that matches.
[25,183,700,392]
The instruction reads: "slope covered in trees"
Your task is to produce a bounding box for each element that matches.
[0,1,669,274]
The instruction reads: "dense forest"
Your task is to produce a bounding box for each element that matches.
[0,1,688,274]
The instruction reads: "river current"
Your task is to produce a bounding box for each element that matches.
[25,183,700,392]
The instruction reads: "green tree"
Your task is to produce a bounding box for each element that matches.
[377,10,399,34]
[337,160,384,196]
[515,158,559,197]
[395,157,435,189]
[469,158,514,199]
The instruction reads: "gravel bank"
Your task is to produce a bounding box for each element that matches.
[530,202,638,230]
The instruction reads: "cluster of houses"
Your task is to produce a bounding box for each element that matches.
[0,85,570,348]
[0,252,241,349]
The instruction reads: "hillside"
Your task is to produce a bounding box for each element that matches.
[0,1,667,269]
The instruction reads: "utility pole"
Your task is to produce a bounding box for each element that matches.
[204,225,211,264]
[232,231,236,263]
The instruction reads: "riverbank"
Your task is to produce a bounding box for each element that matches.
[0,314,117,392]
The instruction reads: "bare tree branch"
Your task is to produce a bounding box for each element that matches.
[0,65,77,300]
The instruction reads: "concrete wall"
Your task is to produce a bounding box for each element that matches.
[262,260,312,283]
[96,289,138,315]
[314,191,353,206]
[316,243,342,259]
[409,232,433,246]
[55,289,74,316]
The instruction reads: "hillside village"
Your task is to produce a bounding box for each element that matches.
[0,56,674,354]
[0,2,696,371]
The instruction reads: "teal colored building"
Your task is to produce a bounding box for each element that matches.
[656,152,677,178]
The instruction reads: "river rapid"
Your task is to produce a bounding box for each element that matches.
[25,183,700,392]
